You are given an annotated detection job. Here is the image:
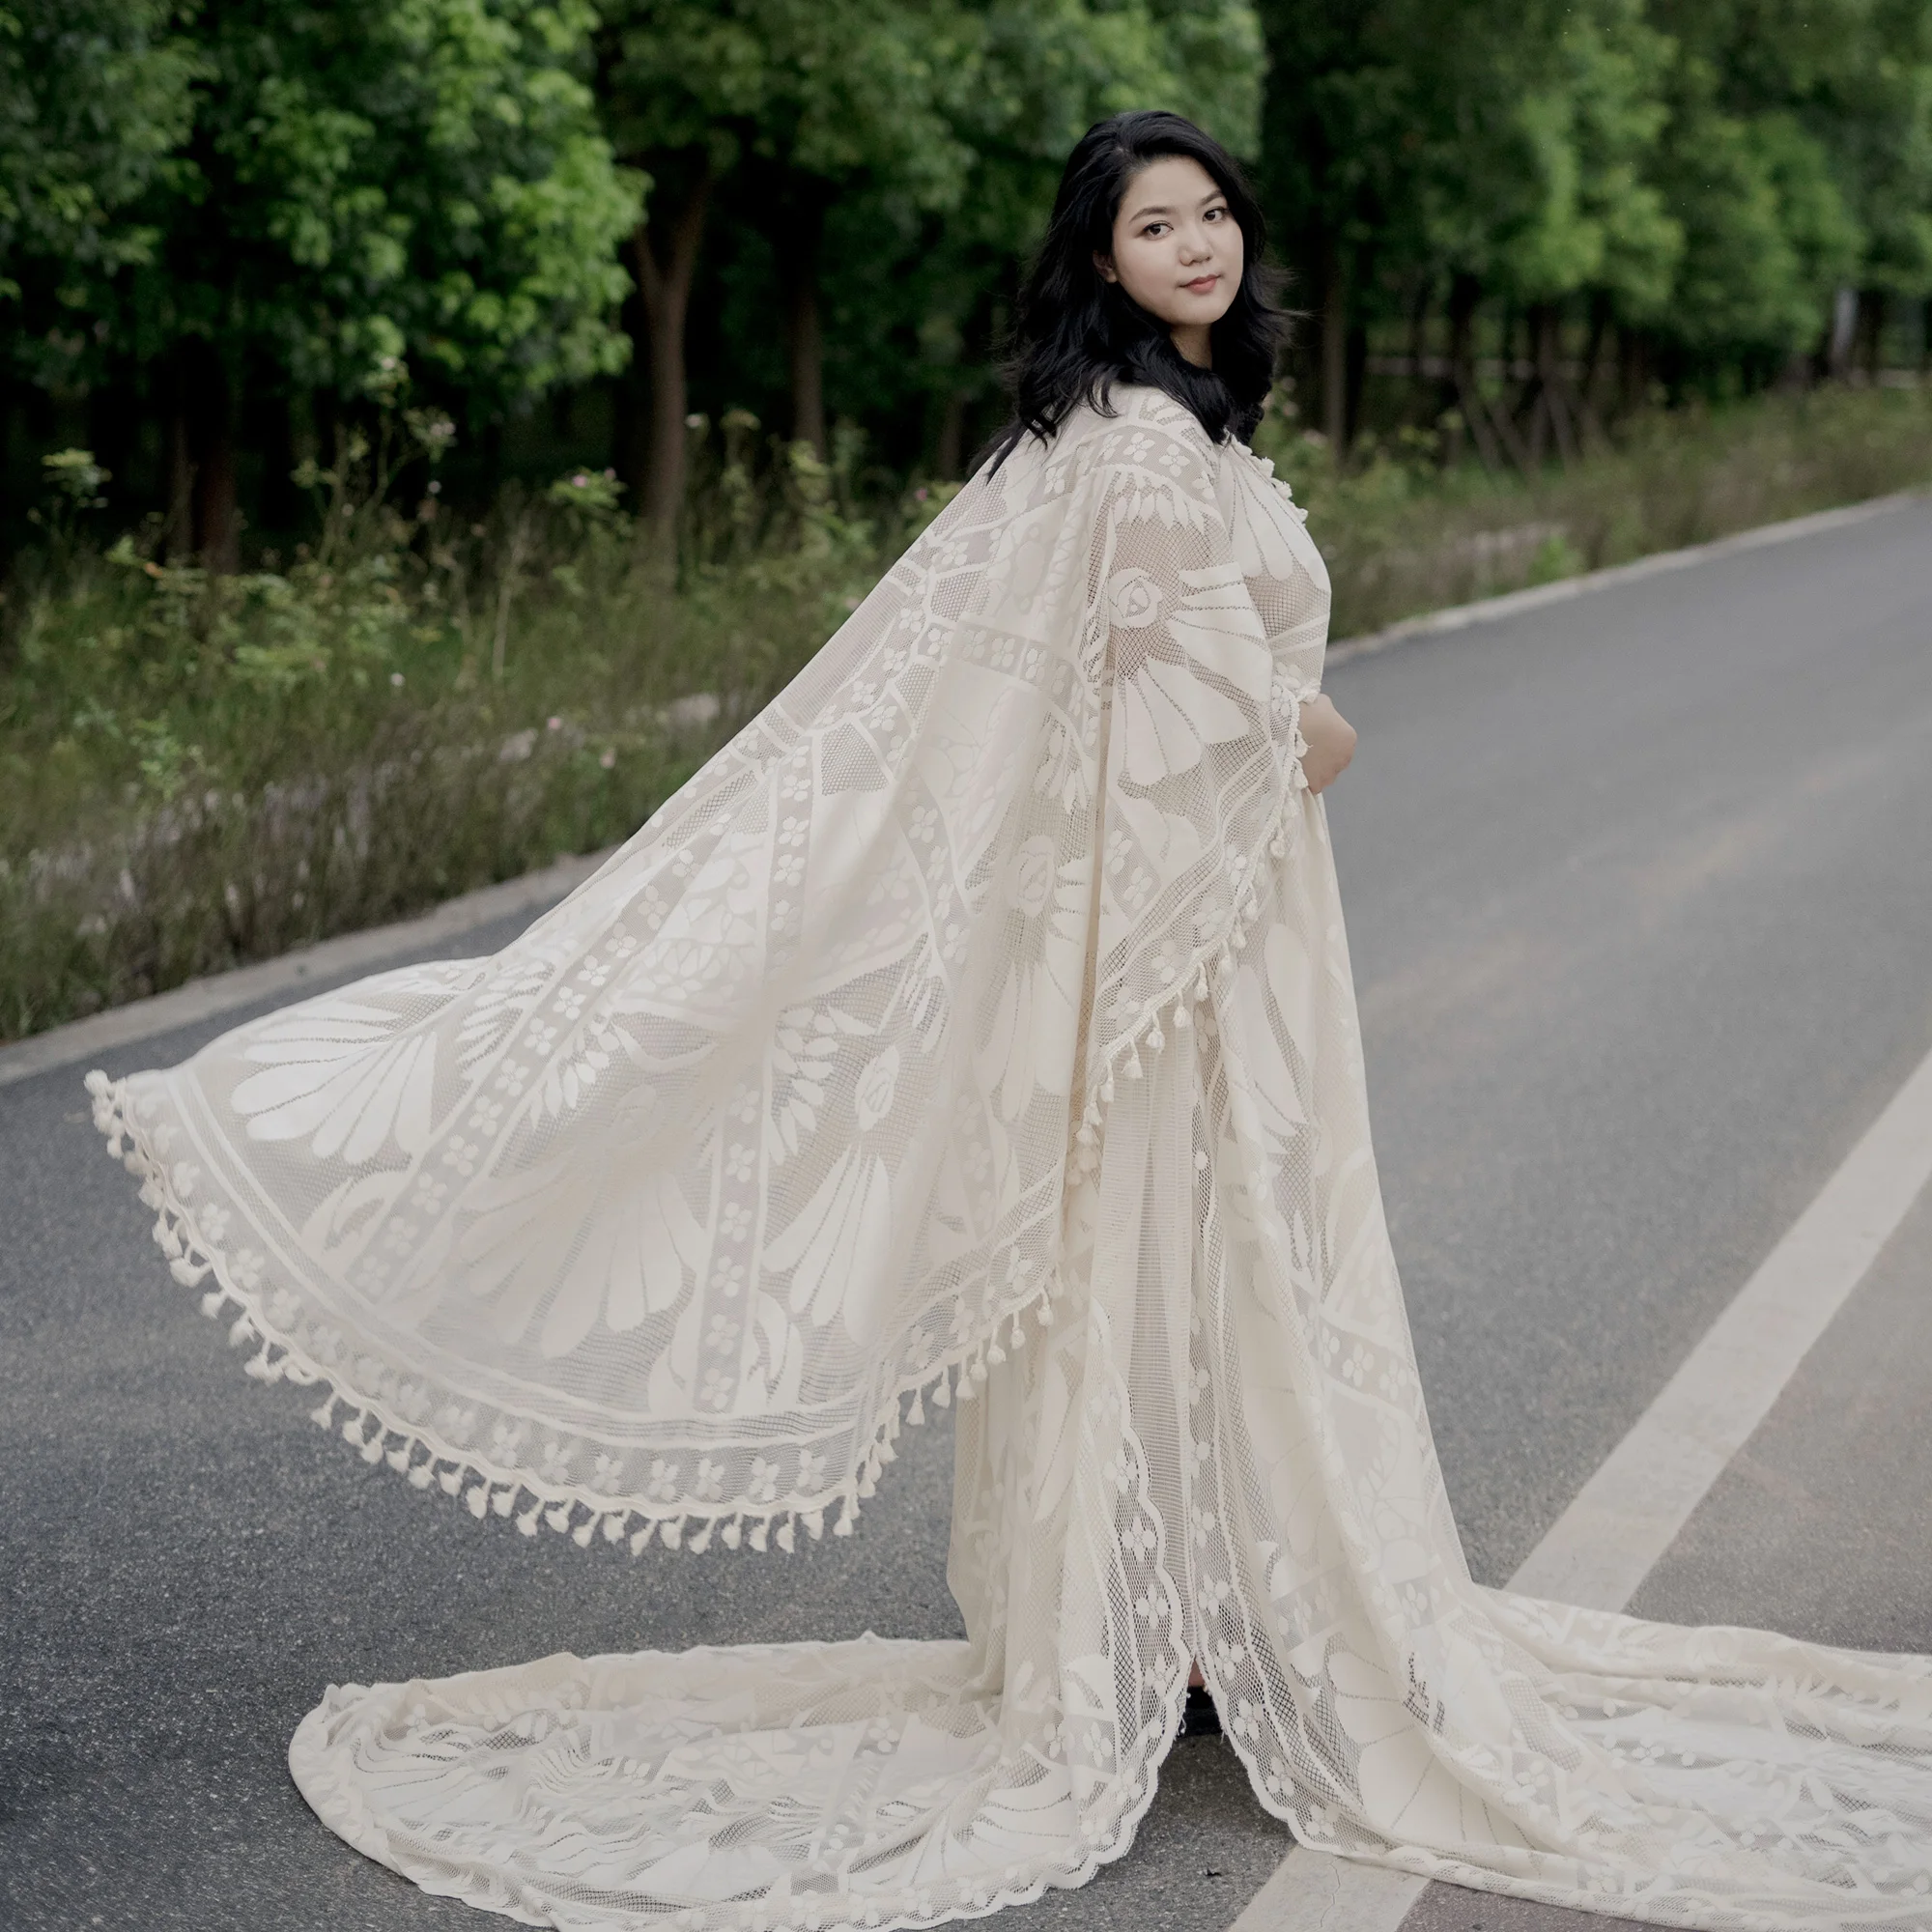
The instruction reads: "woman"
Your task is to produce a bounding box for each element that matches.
[89,111,1932,1931]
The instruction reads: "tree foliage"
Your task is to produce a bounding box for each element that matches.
[2,0,1930,563]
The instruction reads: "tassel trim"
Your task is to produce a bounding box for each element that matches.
[85,1067,1075,1564]
[82,697,1307,1564]
[1068,747,1304,1183]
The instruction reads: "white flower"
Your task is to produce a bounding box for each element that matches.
[1004,836,1057,918]
[1105,566,1164,629]
[853,1046,900,1132]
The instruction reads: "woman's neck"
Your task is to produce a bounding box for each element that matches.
[1171,323,1212,368]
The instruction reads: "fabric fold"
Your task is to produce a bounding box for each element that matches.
[85,384,1311,1552]
[91,384,1932,1932]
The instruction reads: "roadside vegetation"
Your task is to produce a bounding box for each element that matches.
[7,0,1932,1037]
[5,378,1928,1044]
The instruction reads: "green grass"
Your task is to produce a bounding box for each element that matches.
[1256,382,1932,636]
[3,383,1928,1043]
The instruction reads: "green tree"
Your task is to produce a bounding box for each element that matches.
[603,0,1260,526]
[600,0,982,534]
[0,1,200,390]
[113,0,639,569]
[892,0,1261,470]
[1260,0,1677,457]
[1648,0,1931,376]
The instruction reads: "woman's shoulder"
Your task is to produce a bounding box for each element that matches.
[1052,384,1223,471]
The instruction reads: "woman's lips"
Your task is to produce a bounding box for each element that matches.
[1183,274,1220,294]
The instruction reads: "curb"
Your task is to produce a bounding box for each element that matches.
[0,846,616,1091]
[9,485,1926,1089]
[1323,488,1926,668]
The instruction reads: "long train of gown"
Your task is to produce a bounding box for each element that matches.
[90,386,1932,1929]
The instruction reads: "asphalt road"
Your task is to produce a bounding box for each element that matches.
[4,497,1931,1932]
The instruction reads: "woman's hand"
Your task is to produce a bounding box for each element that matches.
[1298,693,1357,795]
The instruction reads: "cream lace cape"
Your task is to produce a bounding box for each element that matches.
[88,389,1932,1932]
[88,385,1327,1555]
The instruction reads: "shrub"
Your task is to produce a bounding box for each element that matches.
[2,383,1927,1042]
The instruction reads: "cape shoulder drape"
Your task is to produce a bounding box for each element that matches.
[90,386,1932,1932]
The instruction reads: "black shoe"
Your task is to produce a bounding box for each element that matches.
[1179,1685,1222,1738]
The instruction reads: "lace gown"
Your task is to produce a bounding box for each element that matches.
[90,386,1932,1930]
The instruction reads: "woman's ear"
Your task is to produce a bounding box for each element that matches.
[1092,250,1119,285]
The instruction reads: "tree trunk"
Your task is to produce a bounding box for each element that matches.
[1529,305,1579,467]
[1320,234,1348,454]
[612,280,652,497]
[0,377,12,556]
[165,381,193,562]
[778,196,828,459]
[1856,289,1886,380]
[169,339,240,570]
[1406,281,1432,422]
[192,366,241,573]
[253,386,300,540]
[1825,285,1858,381]
[85,377,137,521]
[1577,294,1612,439]
[1346,312,1368,448]
[1447,274,1503,474]
[627,154,713,542]
[1618,326,1651,416]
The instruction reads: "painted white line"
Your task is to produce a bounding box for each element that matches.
[1324,489,1926,670]
[0,846,615,1090]
[1229,1857,1431,1932]
[1507,1037,1932,1606]
[1229,1037,1932,1932]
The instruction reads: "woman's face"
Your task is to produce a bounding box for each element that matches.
[1094,155,1242,360]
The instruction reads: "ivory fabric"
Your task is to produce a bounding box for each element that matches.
[90,386,1932,1931]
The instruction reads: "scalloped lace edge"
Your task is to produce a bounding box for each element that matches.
[82,717,1307,1557]
[279,1293,1203,1931]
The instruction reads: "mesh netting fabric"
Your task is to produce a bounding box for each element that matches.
[92,387,1932,1930]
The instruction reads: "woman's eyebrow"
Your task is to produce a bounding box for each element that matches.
[1124,191,1226,224]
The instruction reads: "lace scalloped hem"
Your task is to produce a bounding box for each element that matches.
[86,1064,1054,1557]
[79,746,1307,1564]
[284,1623,1203,1931]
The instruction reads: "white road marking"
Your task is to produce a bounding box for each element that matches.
[1229,1037,1932,1932]
[0,847,614,1090]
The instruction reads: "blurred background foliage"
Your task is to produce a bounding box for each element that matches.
[3,0,1932,1037]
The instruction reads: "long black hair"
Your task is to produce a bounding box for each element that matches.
[985,110,1283,471]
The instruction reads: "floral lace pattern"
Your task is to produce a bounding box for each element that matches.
[92,386,1932,1930]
